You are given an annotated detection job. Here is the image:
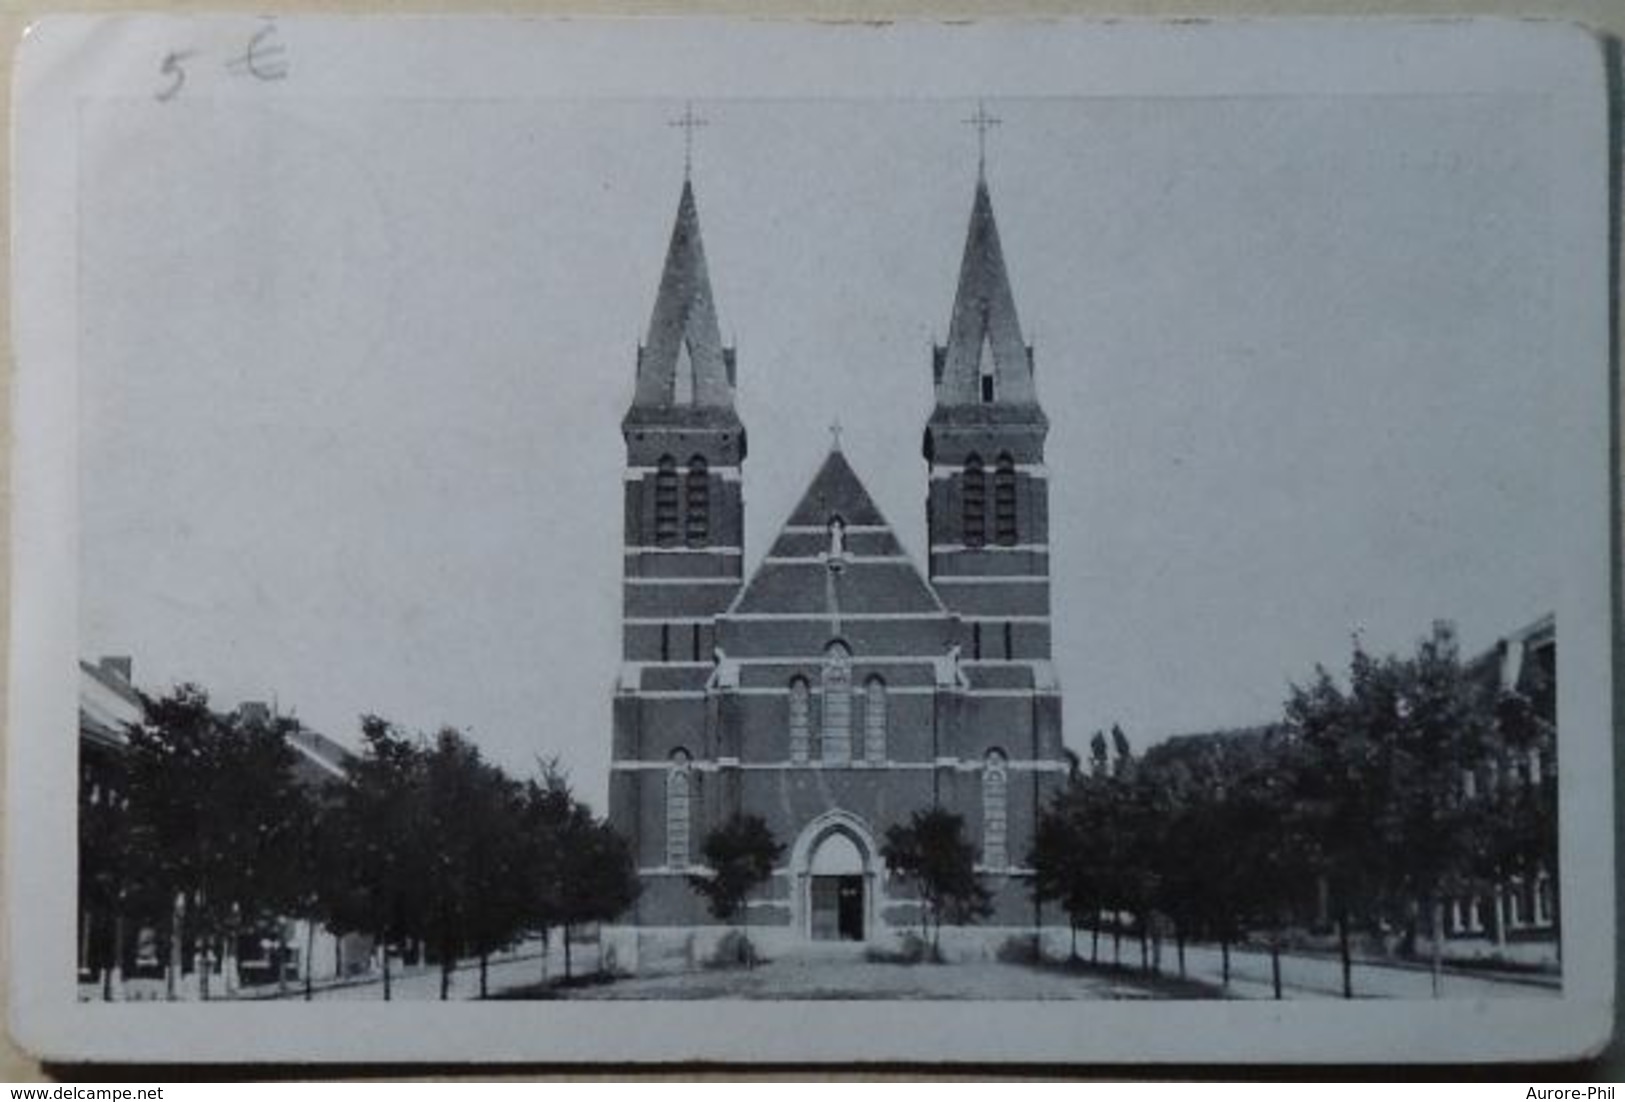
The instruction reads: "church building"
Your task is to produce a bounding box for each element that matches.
[606,157,1069,967]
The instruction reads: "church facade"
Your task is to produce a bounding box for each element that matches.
[606,170,1069,968]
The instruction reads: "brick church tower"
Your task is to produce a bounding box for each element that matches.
[924,172,1053,667]
[609,178,746,909]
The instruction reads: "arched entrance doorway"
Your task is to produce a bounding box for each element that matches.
[791,811,880,943]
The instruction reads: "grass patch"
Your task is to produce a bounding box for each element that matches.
[1027,954,1226,1000]
[864,932,937,965]
[488,970,622,1000]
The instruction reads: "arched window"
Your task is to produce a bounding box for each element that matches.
[994,453,1018,546]
[821,642,853,763]
[982,750,1009,870]
[666,750,692,869]
[685,456,710,547]
[674,337,695,405]
[978,330,996,404]
[653,456,679,547]
[788,677,811,764]
[863,676,887,764]
[962,455,986,548]
[827,515,847,559]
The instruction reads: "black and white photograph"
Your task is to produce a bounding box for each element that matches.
[7,14,1614,1064]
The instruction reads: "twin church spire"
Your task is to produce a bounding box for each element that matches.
[617,105,1053,670]
[627,106,1044,437]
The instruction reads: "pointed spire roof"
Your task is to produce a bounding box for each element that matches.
[627,180,739,426]
[931,177,1045,425]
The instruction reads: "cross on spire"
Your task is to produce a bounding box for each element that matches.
[829,417,844,452]
[669,100,709,180]
[962,99,1001,179]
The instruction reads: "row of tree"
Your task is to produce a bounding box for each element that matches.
[1031,622,1558,997]
[79,688,638,1000]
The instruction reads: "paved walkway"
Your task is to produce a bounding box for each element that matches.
[1169,944,1559,1001]
[247,944,563,1002]
[234,940,1557,1003]
[545,956,1203,1001]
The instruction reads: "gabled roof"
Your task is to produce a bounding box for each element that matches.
[626,180,739,423]
[930,177,1046,426]
[726,449,948,621]
[285,725,353,787]
[783,447,888,529]
[79,659,143,749]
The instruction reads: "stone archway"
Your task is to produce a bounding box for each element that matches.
[790,810,882,943]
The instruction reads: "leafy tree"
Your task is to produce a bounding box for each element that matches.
[689,814,783,967]
[1226,735,1317,997]
[316,715,431,1001]
[1286,659,1388,998]
[122,687,313,999]
[1286,622,1496,997]
[517,764,577,983]
[1110,724,1132,775]
[1030,790,1098,961]
[1031,757,1142,967]
[415,728,535,1000]
[1135,750,1214,980]
[882,808,991,960]
[552,808,639,980]
[1461,686,1558,956]
[78,741,136,1000]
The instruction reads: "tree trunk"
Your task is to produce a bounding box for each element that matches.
[222,935,238,999]
[1271,941,1283,1000]
[1221,938,1231,987]
[540,928,550,985]
[1176,930,1186,979]
[1430,895,1444,999]
[276,931,288,996]
[305,920,316,1001]
[1091,920,1099,965]
[1138,925,1148,974]
[564,926,574,981]
[1551,878,1562,965]
[1337,910,1353,999]
[79,911,93,991]
[480,952,489,999]
[382,938,392,1002]
[1069,920,1078,962]
[167,894,184,1001]
[199,939,212,1002]
[1113,921,1121,969]
[440,947,453,1001]
[108,914,125,1002]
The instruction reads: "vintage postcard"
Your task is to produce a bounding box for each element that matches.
[7,14,1614,1064]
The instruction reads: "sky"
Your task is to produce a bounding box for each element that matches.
[78,86,1564,806]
